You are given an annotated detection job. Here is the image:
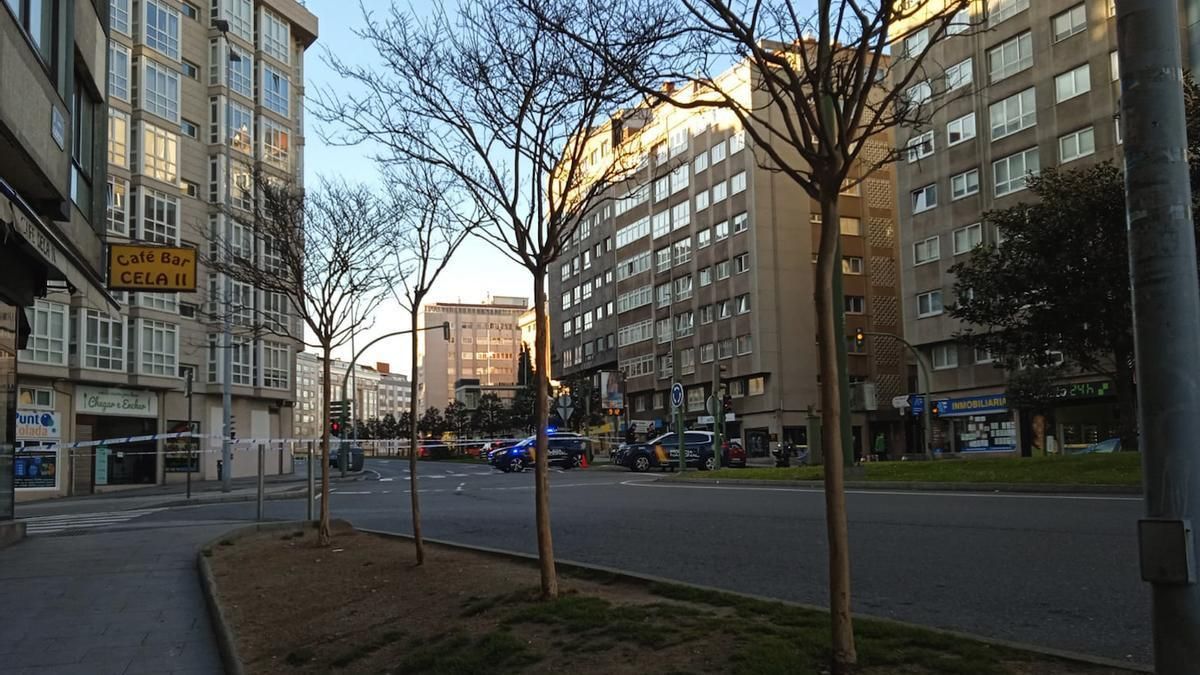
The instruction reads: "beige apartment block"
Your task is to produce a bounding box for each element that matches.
[13,0,318,500]
[417,297,529,411]
[893,0,1200,455]
[548,55,907,458]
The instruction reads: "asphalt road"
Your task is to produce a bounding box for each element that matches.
[104,458,1151,666]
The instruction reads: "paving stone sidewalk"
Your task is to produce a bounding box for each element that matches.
[0,523,234,674]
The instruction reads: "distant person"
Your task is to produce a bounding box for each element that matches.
[874,432,887,461]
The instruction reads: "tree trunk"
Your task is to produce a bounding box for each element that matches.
[409,311,425,565]
[319,345,333,546]
[817,195,857,670]
[1113,342,1139,453]
[532,273,559,599]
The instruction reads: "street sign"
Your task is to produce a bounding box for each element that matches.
[556,402,574,422]
[706,395,719,416]
[671,382,684,409]
[892,395,910,410]
[910,395,925,416]
[698,415,715,425]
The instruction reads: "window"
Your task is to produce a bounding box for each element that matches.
[932,343,959,370]
[951,169,979,200]
[948,8,970,34]
[914,236,940,265]
[953,223,983,254]
[263,342,290,389]
[18,386,55,409]
[733,212,748,233]
[654,176,670,203]
[231,162,253,211]
[989,0,1029,26]
[731,171,747,194]
[583,250,592,269]
[715,220,729,240]
[230,336,253,385]
[107,177,128,235]
[988,32,1032,83]
[700,305,714,324]
[68,73,98,210]
[906,131,934,162]
[716,260,731,279]
[989,88,1036,140]
[711,140,726,164]
[670,165,689,193]
[911,185,937,213]
[673,238,692,266]
[711,181,727,203]
[947,112,976,146]
[699,267,712,286]
[906,81,932,106]
[1115,117,1123,145]
[1053,4,1087,42]
[141,122,179,184]
[228,101,253,152]
[227,46,253,97]
[736,335,753,355]
[261,8,291,63]
[181,1,198,19]
[655,317,672,344]
[182,59,199,80]
[617,251,651,280]
[140,187,179,244]
[718,338,734,359]
[1055,64,1091,102]
[111,0,130,34]
[671,202,690,230]
[835,216,859,235]
[180,119,199,138]
[1059,127,1095,163]
[655,246,671,273]
[618,320,653,347]
[945,58,973,91]
[842,256,864,275]
[652,211,670,238]
[20,300,67,365]
[1111,50,1119,81]
[81,310,125,371]
[728,131,745,154]
[735,294,750,315]
[993,147,1039,197]
[717,299,732,319]
[975,347,995,364]
[617,286,652,313]
[844,295,865,314]
[109,42,131,101]
[734,253,750,274]
[620,355,655,379]
[262,64,290,117]
[697,228,711,248]
[917,290,944,318]
[142,59,180,122]
[674,276,693,301]
[675,311,694,338]
[694,153,708,174]
[136,319,177,376]
[695,190,709,211]
[109,110,129,168]
[144,0,181,60]
[905,27,928,57]
[700,343,715,363]
[669,127,689,157]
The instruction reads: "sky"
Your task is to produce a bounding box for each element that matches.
[301,0,529,374]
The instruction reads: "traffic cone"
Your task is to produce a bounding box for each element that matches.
[580,454,589,468]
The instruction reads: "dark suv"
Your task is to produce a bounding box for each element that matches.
[494,432,589,472]
[613,431,720,472]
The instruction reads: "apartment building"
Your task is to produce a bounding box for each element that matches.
[375,364,412,419]
[417,297,529,410]
[2,0,122,525]
[12,0,318,500]
[893,0,1200,455]
[550,62,907,457]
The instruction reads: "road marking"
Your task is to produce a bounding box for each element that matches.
[333,491,372,495]
[21,508,164,535]
[364,469,382,481]
[379,477,395,482]
[620,480,1142,502]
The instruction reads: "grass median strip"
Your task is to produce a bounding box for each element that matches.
[693,453,1141,486]
[209,523,1137,674]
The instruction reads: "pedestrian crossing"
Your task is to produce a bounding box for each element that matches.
[21,508,164,536]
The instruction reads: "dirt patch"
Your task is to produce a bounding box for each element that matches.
[208,523,1138,674]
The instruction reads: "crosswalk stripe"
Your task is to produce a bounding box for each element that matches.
[21,509,163,535]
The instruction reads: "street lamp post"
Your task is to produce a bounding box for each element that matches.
[861,330,933,461]
[214,19,241,492]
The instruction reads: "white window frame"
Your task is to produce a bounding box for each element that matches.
[20,300,68,365]
[917,290,944,318]
[1059,126,1095,163]
[989,87,1036,140]
[1055,64,1091,103]
[911,184,937,213]
[947,112,976,146]
[953,223,983,255]
[932,344,959,370]
[951,169,979,200]
[989,0,1030,27]
[141,58,180,123]
[81,310,125,371]
[140,121,179,184]
[945,58,973,92]
[730,171,747,194]
[1052,4,1087,42]
[109,41,131,101]
[138,319,179,377]
[108,110,129,168]
[262,342,290,389]
[904,27,929,57]
[988,31,1032,83]
[139,186,180,244]
[260,7,291,64]
[993,147,1040,197]
[913,236,940,265]
[262,64,290,117]
[906,131,934,162]
[143,0,180,61]
[111,0,130,34]
[106,176,128,236]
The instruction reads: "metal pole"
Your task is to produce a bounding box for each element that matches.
[674,345,684,472]
[256,442,265,522]
[185,370,193,499]
[832,238,853,467]
[1117,2,1200,670]
[306,440,314,521]
[711,360,721,466]
[219,26,234,493]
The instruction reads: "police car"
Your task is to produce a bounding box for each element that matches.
[612,431,719,472]
[493,431,589,472]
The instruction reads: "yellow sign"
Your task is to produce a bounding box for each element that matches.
[107,244,197,292]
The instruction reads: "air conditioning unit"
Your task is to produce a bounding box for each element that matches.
[850,382,878,412]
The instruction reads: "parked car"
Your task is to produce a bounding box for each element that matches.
[417,439,451,460]
[494,432,589,472]
[722,439,747,468]
[612,431,720,472]
[328,444,364,472]
[481,439,518,462]
[1074,437,1122,454]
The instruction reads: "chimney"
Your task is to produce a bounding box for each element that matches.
[376,362,391,374]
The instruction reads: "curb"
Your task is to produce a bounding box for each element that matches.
[152,485,309,509]
[358,527,1150,674]
[661,476,1141,495]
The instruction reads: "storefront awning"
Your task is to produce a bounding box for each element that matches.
[0,179,120,315]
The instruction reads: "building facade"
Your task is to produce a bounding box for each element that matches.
[550,60,908,457]
[417,296,528,411]
[11,0,318,501]
[2,0,122,520]
[892,0,1200,455]
[375,363,411,419]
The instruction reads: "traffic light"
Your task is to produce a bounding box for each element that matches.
[854,327,865,348]
[330,419,342,437]
[229,414,237,441]
[931,400,942,417]
[442,321,451,341]
[722,394,733,413]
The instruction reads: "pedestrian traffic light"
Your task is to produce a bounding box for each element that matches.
[722,394,733,413]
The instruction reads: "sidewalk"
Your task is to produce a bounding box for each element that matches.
[0,523,233,674]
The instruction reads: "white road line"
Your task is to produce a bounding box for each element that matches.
[364,469,382,481]
[620,480,1142,502]
[332,490,372,495]
[21,508,164,535]
[379,477,395,482]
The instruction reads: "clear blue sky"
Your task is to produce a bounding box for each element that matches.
[303,0,529,374]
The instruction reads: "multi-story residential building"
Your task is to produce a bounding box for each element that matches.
[2,0,121,525]
[893,0,1200,455]
[294,350,320,439]
[550,59,908,457]
[375,363,411,419]
[417,296,528,410]
[293,352,387,435]
[11,0,318,501]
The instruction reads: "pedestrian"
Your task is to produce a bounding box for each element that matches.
[874,432,887,462]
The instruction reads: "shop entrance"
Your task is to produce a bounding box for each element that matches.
[89,416,156,485]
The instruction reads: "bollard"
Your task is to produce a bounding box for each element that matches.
[256,442,265,522]
[306,440,315,521]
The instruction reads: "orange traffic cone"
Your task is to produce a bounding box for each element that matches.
[581,454,589,468]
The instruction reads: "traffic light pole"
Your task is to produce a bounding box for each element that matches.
[1117,2,1200,670]
[861,330,933,460]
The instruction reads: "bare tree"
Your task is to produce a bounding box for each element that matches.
[314,0,643,598]
[208,176,397,545]
[385,165,475,566]
[526,0,969,669]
